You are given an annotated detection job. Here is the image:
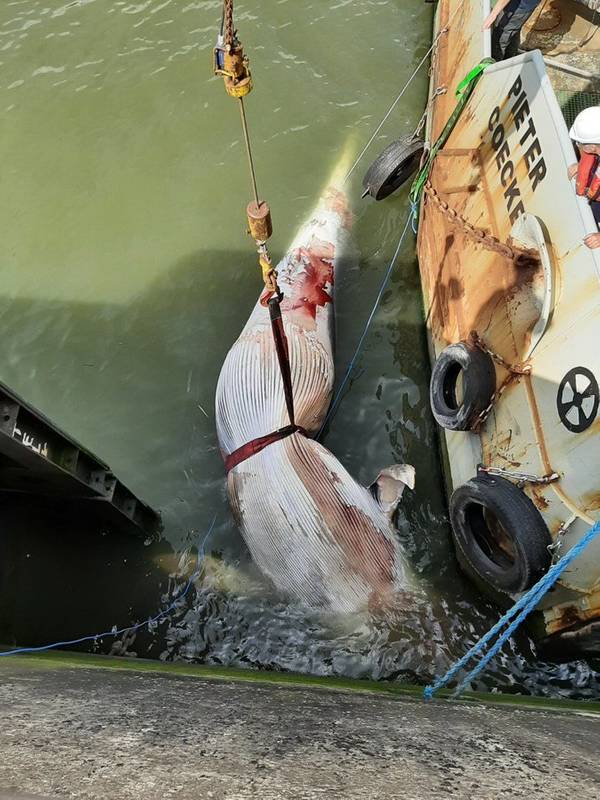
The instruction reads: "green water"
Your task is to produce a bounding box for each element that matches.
[2,0,599,697]
[0,0,433,541]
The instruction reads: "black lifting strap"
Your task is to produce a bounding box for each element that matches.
[224,294,304,473]
[268,296,297,428]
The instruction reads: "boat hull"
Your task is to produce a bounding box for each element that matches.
[418,0,600,653]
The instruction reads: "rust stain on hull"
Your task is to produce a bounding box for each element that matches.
[544,588,600,636]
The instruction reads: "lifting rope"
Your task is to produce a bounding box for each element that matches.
[213,0,279,300]
[343,0,468,184]
[214,0,302,464]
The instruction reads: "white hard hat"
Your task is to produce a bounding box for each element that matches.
[569,106,600,144]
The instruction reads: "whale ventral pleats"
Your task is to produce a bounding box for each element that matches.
[215,183,415,612]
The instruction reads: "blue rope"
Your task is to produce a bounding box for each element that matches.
[424,520,600,699]
[317,210,413,439]
[0,516,217,658]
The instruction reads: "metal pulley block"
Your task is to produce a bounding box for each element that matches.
[213,41,253,98]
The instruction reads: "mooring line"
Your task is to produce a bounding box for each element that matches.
[317,210,413,439]
[319,3,467,432]
[343,0,466,184]
[424,521,600,699]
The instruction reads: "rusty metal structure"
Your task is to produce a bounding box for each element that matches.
[418,0,600,651]
[0,380,159,537]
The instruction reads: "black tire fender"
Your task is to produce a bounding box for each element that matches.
[362,138,425,201]
[450,474,552,594]
[430,341,496,431]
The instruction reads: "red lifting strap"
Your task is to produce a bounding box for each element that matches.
[224,423,306,473]
[224,297,305,474]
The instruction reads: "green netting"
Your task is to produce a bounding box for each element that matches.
[556,90,600,130]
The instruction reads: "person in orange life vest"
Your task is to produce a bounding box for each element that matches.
[568,107,600,250]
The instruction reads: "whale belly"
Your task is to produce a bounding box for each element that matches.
[227,433,406,612]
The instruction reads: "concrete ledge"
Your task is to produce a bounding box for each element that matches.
[3,650,600,715]
[0,653,599,799]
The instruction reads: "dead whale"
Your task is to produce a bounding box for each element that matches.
[215,185,415,613]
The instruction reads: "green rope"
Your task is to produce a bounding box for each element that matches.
[409,58,494,217]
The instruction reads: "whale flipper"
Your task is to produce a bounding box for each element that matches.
[369,464,415,520]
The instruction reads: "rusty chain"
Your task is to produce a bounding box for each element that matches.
[472,371,519,430]
[470,339,560,484]
[423,182,538,263]
[468,333,531,429]
[413,110,428,142]
[223,0,234,49]
[477,465,559,487]
[413,87,447,142]
[470,332,531,376]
